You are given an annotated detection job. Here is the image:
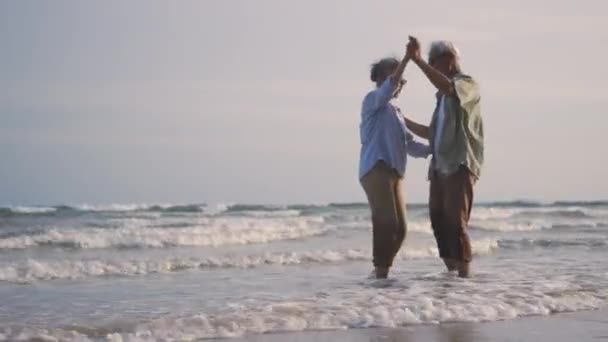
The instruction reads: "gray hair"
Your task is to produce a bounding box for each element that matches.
[370,57,399,83]
[428,40,461,70]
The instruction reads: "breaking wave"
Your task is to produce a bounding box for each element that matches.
[0,240,498,283]
[0,217,327,250]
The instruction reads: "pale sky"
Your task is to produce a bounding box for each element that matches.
[1,0,607,205]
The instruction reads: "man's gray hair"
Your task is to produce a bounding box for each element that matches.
[428,40,461,62]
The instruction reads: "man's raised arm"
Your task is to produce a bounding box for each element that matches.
[407,36,455,96]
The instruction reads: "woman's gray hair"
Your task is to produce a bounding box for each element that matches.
[370,57,399,83]
[428,40,461,70]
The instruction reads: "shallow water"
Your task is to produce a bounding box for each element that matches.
[0,201,607,341]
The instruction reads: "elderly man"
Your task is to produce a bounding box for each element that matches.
[403,37,484,278]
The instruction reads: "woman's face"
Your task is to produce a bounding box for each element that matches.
[377,66,397,86]
[377,66,405,97]
[393,77,406,97]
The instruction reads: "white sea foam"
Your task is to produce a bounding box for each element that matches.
[471,206,603,221]
[2,201,606,342]
[0,240,498,283]
[71,203,157,212]
[0,217,327,250]
[236,209,302,218]
[3,272,604,341]
[404,219,549,233]
[5,206,57,214]
[0,250,370,283]
[405,222,433,234]
[471,218,608,232]
[337,217,604,234]
[498,237,608,249]
[470,220,546,232]
[333,211,606,233]
[120,291,604,340]
[471,207,520,220]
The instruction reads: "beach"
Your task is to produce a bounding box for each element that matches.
[1,201,607,341]
[228,310,608,342]
[3,0,607,340]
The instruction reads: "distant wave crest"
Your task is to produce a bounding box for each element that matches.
[1,201,606,217]
[0,217,327,250]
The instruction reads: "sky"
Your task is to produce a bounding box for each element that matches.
[1,0,607,205]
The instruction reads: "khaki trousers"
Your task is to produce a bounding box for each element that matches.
[360,161,407,268]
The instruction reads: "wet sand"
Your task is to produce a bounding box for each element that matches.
[226,309,608,342]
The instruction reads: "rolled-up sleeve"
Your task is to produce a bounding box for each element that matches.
[362,78,396,117]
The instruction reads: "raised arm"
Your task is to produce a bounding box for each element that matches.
[363,48,411,115]
[390,52,410,88]
[407,36,455,96]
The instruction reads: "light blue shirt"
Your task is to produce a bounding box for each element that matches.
[359,77,430,180]
[434,95,446,162]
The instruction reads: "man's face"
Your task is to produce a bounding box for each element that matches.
[429,54,453,76]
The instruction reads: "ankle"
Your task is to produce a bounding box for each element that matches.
[443,258,458,272]
[375,267,389,279]
[457,262,470,278]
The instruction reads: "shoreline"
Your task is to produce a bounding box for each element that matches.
[225,309,608,342]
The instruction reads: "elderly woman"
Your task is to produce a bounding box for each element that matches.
[403,37,484,278]
[359,47,430,279]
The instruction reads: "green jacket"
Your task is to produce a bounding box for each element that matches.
[429,73,484,178]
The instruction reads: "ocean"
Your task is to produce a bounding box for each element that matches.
[0,201,607,341]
